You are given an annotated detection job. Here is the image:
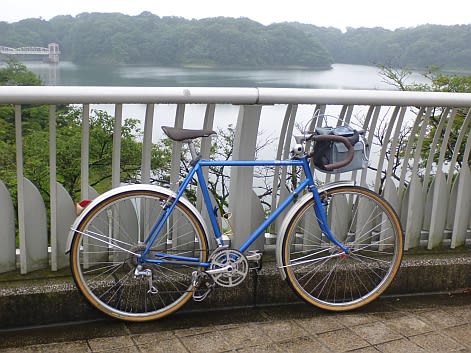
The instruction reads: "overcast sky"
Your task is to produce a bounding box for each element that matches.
[2,0,469,31]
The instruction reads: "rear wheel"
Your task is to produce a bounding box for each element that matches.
[282,186,403,311]
[70,189,208,321]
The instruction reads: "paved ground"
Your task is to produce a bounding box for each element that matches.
[0,293,470,353]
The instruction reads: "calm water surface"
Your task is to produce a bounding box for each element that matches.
[24,62,429,153]
[25,62,428,89]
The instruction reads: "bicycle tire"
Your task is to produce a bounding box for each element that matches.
[281,185,403,311]
[70,188,208,321]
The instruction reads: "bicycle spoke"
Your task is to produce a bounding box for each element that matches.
[70,188,208,321]
[282,186,403,311]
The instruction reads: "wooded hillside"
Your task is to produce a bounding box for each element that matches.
[1,12,470,70]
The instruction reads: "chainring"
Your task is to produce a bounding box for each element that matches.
[208,249,248,287]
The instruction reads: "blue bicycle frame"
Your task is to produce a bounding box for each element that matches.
[140,155,349,268]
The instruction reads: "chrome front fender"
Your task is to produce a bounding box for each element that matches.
[275,180,355,280]
[65,184,210,253]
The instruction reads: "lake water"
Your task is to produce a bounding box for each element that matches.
[25,62,428,89]
[23,61,429,160]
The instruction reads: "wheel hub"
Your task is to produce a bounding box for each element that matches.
[127,244,147,266]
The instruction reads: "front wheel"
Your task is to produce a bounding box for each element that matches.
[70,189,209,321]
[281,186,403,311]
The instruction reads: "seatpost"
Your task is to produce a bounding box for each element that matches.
[187,140,200,165]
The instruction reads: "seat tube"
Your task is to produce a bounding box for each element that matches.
[196,167,223,245]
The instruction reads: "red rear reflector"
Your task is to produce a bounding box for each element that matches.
[79,199,92,207]
[76,199,93,215]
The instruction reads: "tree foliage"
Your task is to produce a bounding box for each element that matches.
[3,13,471,70]
[0,13,333,68]
[379,66,471,171]
[4,13,471,70]
[0,58,42,86]
[325,24,471,70]
[0,59,171,206]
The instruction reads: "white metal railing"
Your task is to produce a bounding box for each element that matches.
[0,86,470,274]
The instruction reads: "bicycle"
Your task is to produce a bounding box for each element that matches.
[67,123,403,322]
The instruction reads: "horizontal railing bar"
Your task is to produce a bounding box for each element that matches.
[0,86,260,105]
[257,88,471,107]
[1,86,471,107]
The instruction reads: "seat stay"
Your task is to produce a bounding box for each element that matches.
[141,165,200,258]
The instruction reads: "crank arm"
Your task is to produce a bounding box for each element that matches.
[205,265,232,275]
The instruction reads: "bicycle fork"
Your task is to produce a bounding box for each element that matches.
[302,160,350,254]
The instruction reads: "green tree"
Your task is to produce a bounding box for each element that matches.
[417,71,471,168]
[0,58,170,204]
[0,58,45,203]
[0,58,42,86]
[20,107,171,201]
[380,66,471,170]
[4,14,471,70]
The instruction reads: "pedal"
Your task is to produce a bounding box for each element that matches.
[191,271,215,302]
[246,250,263,271]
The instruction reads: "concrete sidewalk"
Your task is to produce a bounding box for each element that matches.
[0,293,470,353]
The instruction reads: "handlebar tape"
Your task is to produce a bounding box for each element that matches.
[308,131,358,171]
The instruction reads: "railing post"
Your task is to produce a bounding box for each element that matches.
[80,105,90,200]
[15,105,27,273]
[229,105,264,251]
[112,104,123,188]
[169,104,185,191]
[49,105,58,270]
[141,104,154,184]
[273,104,297,233]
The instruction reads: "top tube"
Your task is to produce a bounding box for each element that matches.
[196,156,314,252]
[197,156,350,253]
[198,159,306,167]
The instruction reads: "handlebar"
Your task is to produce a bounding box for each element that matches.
[307,133,356,171]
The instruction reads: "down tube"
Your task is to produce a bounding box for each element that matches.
[198,159,308,250]
[239,178,311,253]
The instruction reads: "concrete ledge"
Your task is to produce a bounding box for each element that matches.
[0,253,470,329]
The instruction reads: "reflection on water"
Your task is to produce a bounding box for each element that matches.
[24,62,430,89]
[116,64,390,89]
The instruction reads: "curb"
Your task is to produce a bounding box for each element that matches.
[0,253,470,329]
